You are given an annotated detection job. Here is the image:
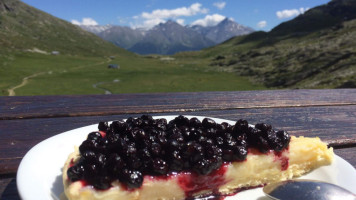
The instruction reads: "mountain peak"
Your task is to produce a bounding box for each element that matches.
[217,17,238,27]
[158,20,181,27]
[220,17,231,23]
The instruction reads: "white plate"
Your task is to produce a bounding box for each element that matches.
[17,115,356,200]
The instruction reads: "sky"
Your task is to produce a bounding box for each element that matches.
[21,0,330,31]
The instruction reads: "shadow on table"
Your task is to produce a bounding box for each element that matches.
[1,179,21,200]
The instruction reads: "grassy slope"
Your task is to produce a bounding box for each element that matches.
[179,0,356,89]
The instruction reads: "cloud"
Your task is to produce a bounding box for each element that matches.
[141,3,208,19]
[176,19,185,26]
[71,17,98,26]
[276,7,309,19]
[213,2,226,10]
[133,3,209,29]
[191,14,226,27]
[257,20,267,28]
[141,18,165,28]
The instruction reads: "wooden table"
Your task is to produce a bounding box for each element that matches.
[1,89,356,199]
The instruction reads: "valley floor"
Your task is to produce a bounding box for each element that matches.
[0,52,265,96]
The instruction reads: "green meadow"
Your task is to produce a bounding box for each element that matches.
[0,52,266,96]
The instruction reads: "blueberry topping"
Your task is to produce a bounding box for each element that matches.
[67,115,291,190]
[98,122,109,132]
[67,165,85,182]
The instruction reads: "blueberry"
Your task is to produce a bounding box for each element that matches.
[202,118,217,129]
[121,169,143,189]
[220,122,230,131]
[128,156,142,170]
[224,133,237,148]
[141,114,153,121]
[87,131,102,141]
[187,127,200,140]
[124,143,137,158]
[95,153,107,167]
[84,163,99,181]
[107,153,125,176]
[173,115,189,127]
[168,127,184,142]
[206,127,217,138]
[67,164,85,182]
[193,159,214,175]
[256,136,270,153]
[255,123,272,133]
[137,128,148,141]
[205,145,222,158]
[222,149,234,161]
[232,146,247,161]
[156,118,167,130]
[276,130,291,148]
[234,119,249,133]
[167,139,183,152]
[246,127,261,146]
[110,120,127,133]
[210,156,223,170]
[152,158,169,175]
[189,117,202,127]
[93,176,111,190]
[98,122,109,132]
[157,134,168,146]
[150,142,162,157]
[215,136,224,147]
[82,150,97,162]
[184,141,203,157]
[168,150,184,171]
[79,139,97,154]
[184,142,204,164]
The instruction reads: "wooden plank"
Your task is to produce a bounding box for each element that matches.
[0,177,20,200]
[1,105,356,174]
[1,89,356,120]
[0,148,355,200]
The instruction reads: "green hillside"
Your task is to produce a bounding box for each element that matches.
[0,0,264,96]
[177,0,356,89]
[0,0,130,57]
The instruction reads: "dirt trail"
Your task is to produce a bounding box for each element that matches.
[7,72,47,96]
[92,79,120,95]
[7,57,113,96]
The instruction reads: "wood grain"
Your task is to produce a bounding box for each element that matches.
[1,105,356,174]
[1,89,356,197]
[0,178,20,200]
[1,89,356,120]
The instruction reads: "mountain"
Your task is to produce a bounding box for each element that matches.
[191,18,254,44]
[98,26,145,49]
[79,19,254,55]
[270,0,356,36]
[0,0,129,57]
[128,20,215,55]
[186,0,356,89]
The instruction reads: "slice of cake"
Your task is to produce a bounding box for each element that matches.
[63,115,334,200]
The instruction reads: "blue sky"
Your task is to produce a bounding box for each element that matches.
[21,0,330,31]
